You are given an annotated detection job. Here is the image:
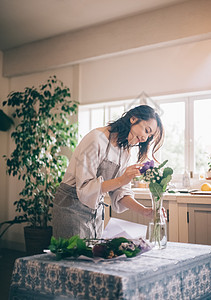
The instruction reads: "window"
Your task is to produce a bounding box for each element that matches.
[78,92,211,177]
[193,97,211,173]
[159,101,185,174]
[78,100,133,141]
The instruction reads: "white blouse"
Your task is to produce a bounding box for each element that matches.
[62,129,134,213]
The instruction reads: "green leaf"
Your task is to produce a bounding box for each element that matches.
[109,237,128,246]
[77,238,87,251]
[67,235,80,249]
[149,182,163,199]
[50,236,58,246]
[158,160,168,169]
[163,167,173,178]
[80,247,93,258]
[160,174,172,187]
[162,183,167,192]
[49,244,56,253]
[109,237,129,253]
[122,247,141,258]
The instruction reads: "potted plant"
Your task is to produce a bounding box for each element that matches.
[1,76,78,254]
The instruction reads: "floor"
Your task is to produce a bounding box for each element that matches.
[0,248,26,300]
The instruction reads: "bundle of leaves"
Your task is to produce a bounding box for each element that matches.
[49,235,141,260]
[139,160,173,201]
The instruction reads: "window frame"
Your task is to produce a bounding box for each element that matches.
[78,91,211,177]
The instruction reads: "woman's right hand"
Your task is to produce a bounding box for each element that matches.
[120,163,142,186]
[101,163,143,193]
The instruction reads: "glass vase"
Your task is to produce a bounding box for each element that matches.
[149,193,167,249]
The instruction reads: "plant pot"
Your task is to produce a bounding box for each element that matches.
[24,226,52,255]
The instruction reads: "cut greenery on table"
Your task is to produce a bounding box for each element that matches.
[49,235,145,260]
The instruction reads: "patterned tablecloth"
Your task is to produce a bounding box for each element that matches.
[9,242,211,300]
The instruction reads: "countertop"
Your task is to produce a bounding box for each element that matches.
[132,188,211,204]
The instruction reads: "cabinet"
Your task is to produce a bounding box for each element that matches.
[188,204,211,245]
[177,195,211,245]
[105,192,211,245]
[106,197,169,240]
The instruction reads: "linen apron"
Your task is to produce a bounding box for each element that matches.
[52,135,122,239]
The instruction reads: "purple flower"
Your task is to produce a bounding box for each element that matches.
[140,160,154,174]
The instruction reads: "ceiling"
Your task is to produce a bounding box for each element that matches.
[0,0,188,51]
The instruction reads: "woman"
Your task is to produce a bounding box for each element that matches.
[52,105,164,239]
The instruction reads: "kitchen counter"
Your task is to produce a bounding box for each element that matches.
[106,188,211,245]
[132,188,211,204]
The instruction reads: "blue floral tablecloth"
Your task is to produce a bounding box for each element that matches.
[9,242,211,300]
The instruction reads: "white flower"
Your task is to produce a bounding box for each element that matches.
[119,242,129,251]
[119,242,135,251]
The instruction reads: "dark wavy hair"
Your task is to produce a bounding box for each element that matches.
[108,105,164,162]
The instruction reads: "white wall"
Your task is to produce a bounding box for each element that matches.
[3,0,211,77]
[80,38,211,103]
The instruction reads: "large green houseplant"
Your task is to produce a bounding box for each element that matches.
[1,76,78,253]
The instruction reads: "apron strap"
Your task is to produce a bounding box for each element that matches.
[96,132,112,175]
[105,132,112,157]
[111,147,122,179]
[98,200,109,221]
[107,132,122,173]
[97,132,122,227]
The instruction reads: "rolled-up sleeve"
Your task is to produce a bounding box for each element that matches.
[109,183,134,213]
[76,176,104,210]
